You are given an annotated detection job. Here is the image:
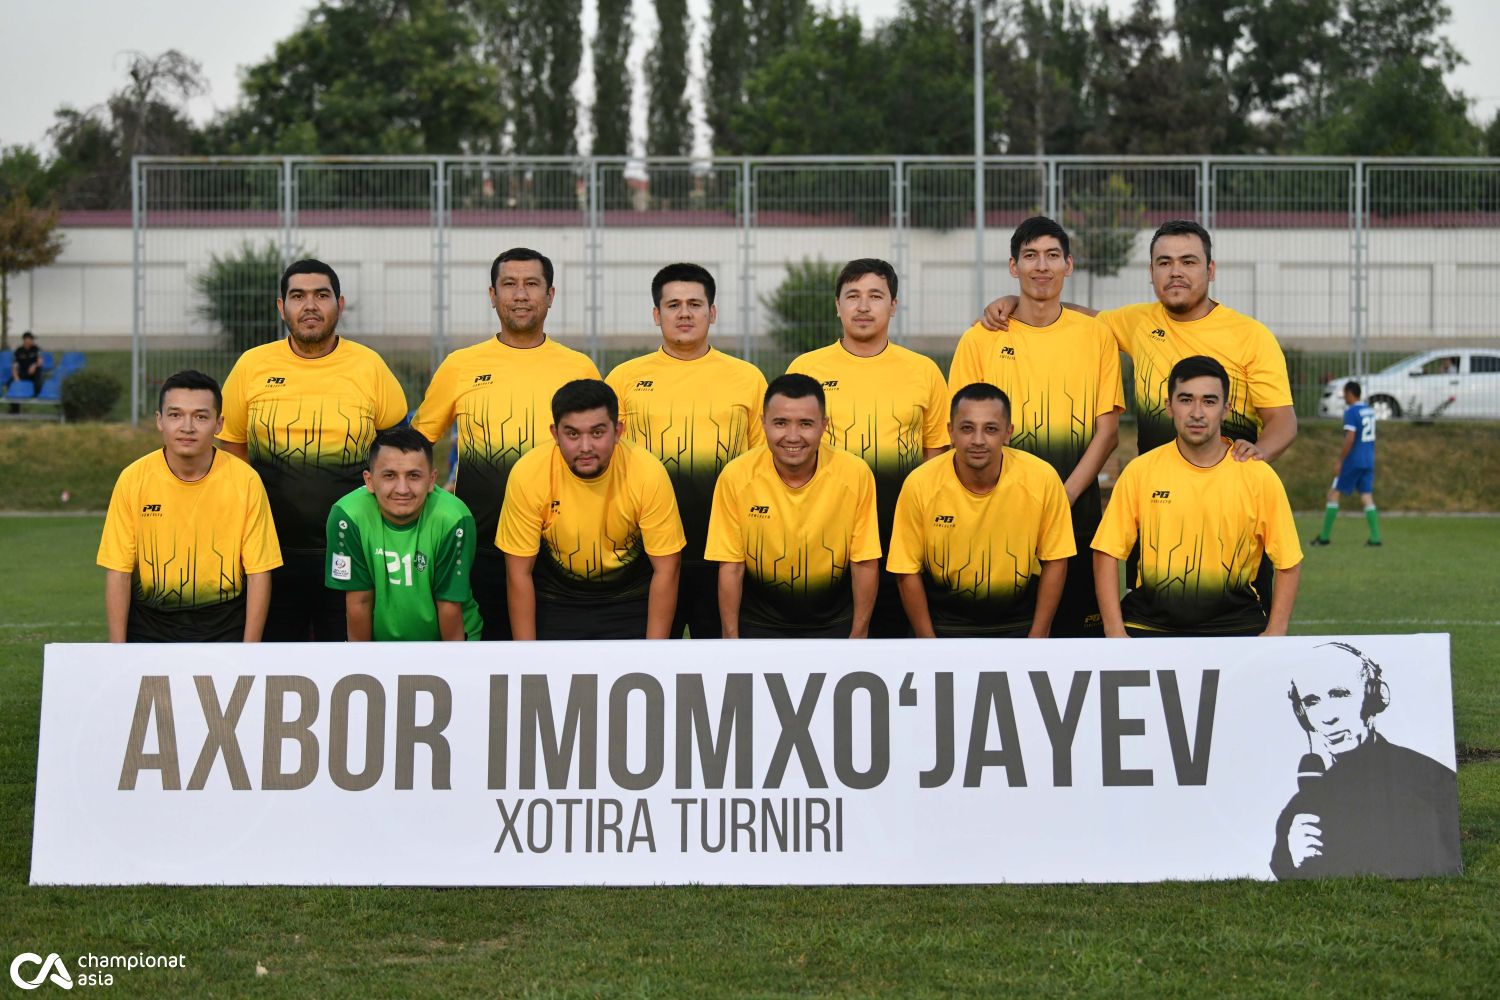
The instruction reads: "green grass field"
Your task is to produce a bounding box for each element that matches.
[2,514,1497,997]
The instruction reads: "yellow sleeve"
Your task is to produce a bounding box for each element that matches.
[373,355,409,429]
[241,473,284,573]
[218,357,250,444]
[922,362,950,448]
[703,469,745,563]
[579,354,603,380]
[1258,468,1304,570]
[1036,472,1078,562]
[1247,324,1295,410]
[885,477,926,574]
[96,469,137,572]
[850,464,883,562]
[946,327,983,401]
[604,363,635,435]
[411,357,457,443]
[1096,323,1126,414]
[637,458,687,556]
[1090,466,1140,559]
[746,368,768,449]
[1097,305,1138,356]
[495,464,543,557]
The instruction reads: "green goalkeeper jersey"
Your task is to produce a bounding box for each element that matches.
[325,486,483,641]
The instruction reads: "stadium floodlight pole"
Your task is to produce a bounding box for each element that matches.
[973,0,985,318]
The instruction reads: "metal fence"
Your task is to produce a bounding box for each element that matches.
[129,155,1500,422]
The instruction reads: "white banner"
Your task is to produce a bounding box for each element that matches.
[31,636,1461,885]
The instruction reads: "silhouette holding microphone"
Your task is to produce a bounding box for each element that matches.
[1271,642,1461,879]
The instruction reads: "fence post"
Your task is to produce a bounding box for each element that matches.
[1352,161,1367,377]
[587,159,601,366]
[893,159,908,344]
[130,158,143,425]
[740,159,754,360]
[280,157,295,268]
[432,157,447,367]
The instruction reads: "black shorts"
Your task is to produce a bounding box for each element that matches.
[868,570,911,639]
[472,550,512,641]
[537,595,649,640]
[1051,546,1101,638]
[740,620,851,639]
[672,563,722,639]
[1124,624,1265,638]
[265,552,345,642]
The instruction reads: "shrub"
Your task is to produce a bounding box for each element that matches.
[762,257,843,355]
[194,241,297,352]
[60,370,122,422]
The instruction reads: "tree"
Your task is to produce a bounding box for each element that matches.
[592,0,633,157]
[213,0,501,154]
[647,0,693,157]
[0,194,66,350]
[1302,57,1482,158]
[704,0,751,153]
[0,145,59,205]
[194,241,295,353]
[992,0,1096,155]
[501,0,584,157]
[763,257,842,355]
[47,50,206,209]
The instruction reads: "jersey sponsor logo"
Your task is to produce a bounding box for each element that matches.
[1149,328,1167,341]
[749,504,771,518]
[634,380,655,389]
[821,380,839,389]
[141,503,161,513]
[1150,490,1172,503]
[331,553,352,581]
[474,373,492,384]
[933,514,955,525]
[265,376,286,385]
[549,500,561,512]
[414,552,428,574]
[999,346,1016,357]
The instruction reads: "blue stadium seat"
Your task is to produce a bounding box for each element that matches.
[59,352,86,374]
[39,351,54,371]
[37,376,63,402]
[7,380,36,400]
[0,350,11,373]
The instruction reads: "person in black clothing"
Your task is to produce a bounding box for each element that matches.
[1271,642,1461,879]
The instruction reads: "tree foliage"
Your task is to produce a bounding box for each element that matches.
[647,0,693,157]
[763,257,843,355]
[592,0,633,157]
[193,241,293,353]
[0,194,66,349]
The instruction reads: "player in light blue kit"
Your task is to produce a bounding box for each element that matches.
[1310,380,1380,547]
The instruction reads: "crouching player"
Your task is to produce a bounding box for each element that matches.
[325,426,483,641]
[888,383,1074,637]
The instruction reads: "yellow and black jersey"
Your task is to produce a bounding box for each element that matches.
[219,337,407,554]
[413,335,600,547]
[888,449,1075,636]
[496,438,685,602]
[1091,441,1303,634]
[786,341,948,551]
[606,347,767,565]
[98,449,283,642]
[949,311,1124,530]
[1101,301,1292,453]
[705,444,881,634]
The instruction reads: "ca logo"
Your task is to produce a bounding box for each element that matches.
[10,953,73,991]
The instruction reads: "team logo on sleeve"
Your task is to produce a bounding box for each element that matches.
[331,554,352,581]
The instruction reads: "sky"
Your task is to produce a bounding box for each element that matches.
[2,0,1498,155]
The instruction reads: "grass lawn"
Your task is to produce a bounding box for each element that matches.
[1,514,1497,997]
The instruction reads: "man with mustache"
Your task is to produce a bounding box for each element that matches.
[219,259,407,642]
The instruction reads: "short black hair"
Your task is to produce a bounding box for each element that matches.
[1343,380,1363,399]
[21,331,34,341]
[367,425,433,470]
[1010,216,1070,261]
[764,372,825,414]
[949,381,1011,421]
[1168,355,1230,398]
[280,259,341,300]
[158,369,222,414]
[552,379,618,424]
[492,247,554,290]
[835,258,898,299]
[1149,220,1213,263]
[652,263,716,307]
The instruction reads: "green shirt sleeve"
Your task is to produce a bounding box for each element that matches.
[432,507,477,603]
[326,505,373,592]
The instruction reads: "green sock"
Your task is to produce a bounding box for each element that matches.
[1365,506,1381,543]
[1319,503,1339,541]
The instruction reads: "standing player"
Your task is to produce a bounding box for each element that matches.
[1092,356,1302,637]
[99,370,282,642]
[218,260,407,642]
[413,248,600,639]
[786,259,948,637]
[949,217,1123,636]
[888,383,1074,638]
[706,374,882,638]
[1310,380,1381,547]
[497,380,685,640]
[325,426,483,641]
[606,263,767,638]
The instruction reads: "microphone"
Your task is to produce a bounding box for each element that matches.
[1297,753,1325,791]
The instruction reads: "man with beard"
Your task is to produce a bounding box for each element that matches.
[888,383,1074,638]
[219,260,407,641]
[414,248,600,639]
